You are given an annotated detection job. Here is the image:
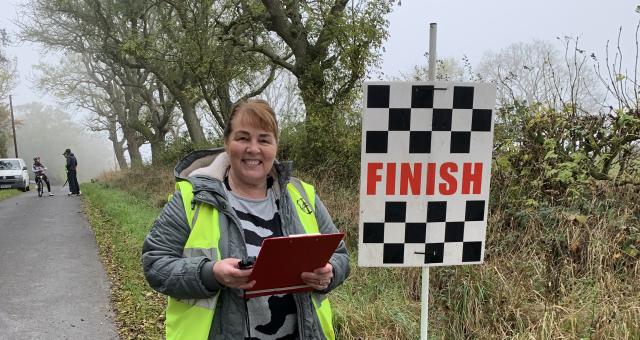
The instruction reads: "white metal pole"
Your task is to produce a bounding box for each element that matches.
[428,23,437,80]
[421,22,437,340]
[420,267,430,339]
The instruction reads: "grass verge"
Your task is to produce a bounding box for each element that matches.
[0,188,24,201]
[86,168,640,339]
[82,182,166,339]
[85,170,425,339]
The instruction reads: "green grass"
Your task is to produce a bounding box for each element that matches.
[81,182,166,339]
[0,188,24,201]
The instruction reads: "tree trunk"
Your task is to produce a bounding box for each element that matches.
[176,94,206,144]
[149,137,165,166]
[112,140,128,170]
[123,126,143,168]
[107,120,128,170]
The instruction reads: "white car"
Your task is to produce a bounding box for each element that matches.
[0,158,30,192]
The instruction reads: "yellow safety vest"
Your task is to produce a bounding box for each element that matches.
[166,179,335,340]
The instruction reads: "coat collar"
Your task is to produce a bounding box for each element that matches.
[173,148,293,194]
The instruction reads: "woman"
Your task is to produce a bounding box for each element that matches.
[142,99,350,340]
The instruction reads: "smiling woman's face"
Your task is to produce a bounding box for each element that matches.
[224,110,278,190]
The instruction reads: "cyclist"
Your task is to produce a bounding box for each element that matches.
[32,156,54,196]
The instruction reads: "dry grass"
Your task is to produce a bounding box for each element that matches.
[311,169,640,339]
[97,166,176,208]
[94,166,640,339]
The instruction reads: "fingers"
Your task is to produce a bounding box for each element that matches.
[301,272,333,282]
[301,266,333,290]
[214,260,334,290]
[219,270,252,288]
[213,258,254,289]
[313,263,333,275]
[237,280,256,290]
[302,277,331,290]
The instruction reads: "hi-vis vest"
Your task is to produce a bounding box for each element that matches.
[166,179,335,340]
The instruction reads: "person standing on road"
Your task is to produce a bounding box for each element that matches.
[63,149,80,196]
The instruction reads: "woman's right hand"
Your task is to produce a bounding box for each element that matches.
[212,258,256,289]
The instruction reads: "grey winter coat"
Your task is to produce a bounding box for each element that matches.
[142,148,350,339]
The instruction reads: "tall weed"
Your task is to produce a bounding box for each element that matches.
[93,157,639,339]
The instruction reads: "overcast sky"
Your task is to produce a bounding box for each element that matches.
[1,0,639,107]
[380,0,639,77]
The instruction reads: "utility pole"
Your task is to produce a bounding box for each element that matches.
[9,95,18,157]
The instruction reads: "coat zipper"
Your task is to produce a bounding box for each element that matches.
[195,181,311,339]
[279,184,309,339]
[194,190,247,338]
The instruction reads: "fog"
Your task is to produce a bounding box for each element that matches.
[8,102,115,185]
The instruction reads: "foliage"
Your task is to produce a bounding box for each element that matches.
[20,0,278,145]
[278,105,362,181]
[493,100,640,212]
[0,28,16,101]
[0,105,11,157]
[0,28,16,157]
[89,163,640,339]
[18,0,397,171]
[158,136,221,169]
[226,0,394,170]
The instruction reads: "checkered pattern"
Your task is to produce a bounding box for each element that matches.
[364,85,493,155]
[361,200,486,264]
[358,82,496,267]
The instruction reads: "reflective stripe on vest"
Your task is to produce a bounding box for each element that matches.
[166,181,220,340]
[167,179,334,340]
[286,180,335,340]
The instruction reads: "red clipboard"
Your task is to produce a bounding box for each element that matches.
[245,232,344,298]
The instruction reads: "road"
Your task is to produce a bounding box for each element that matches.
[0,188,118,339]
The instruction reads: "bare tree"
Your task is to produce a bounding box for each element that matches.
[35,55,145,168]
[589,24,640,185]
[477,39,602,112]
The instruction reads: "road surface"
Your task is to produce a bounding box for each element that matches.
[0,188,118,339]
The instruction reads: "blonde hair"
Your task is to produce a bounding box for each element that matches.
[224,99,278,141]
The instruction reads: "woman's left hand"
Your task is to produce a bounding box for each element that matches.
[301,263,333,291]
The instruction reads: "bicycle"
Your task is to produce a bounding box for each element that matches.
[35,173,45,197]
